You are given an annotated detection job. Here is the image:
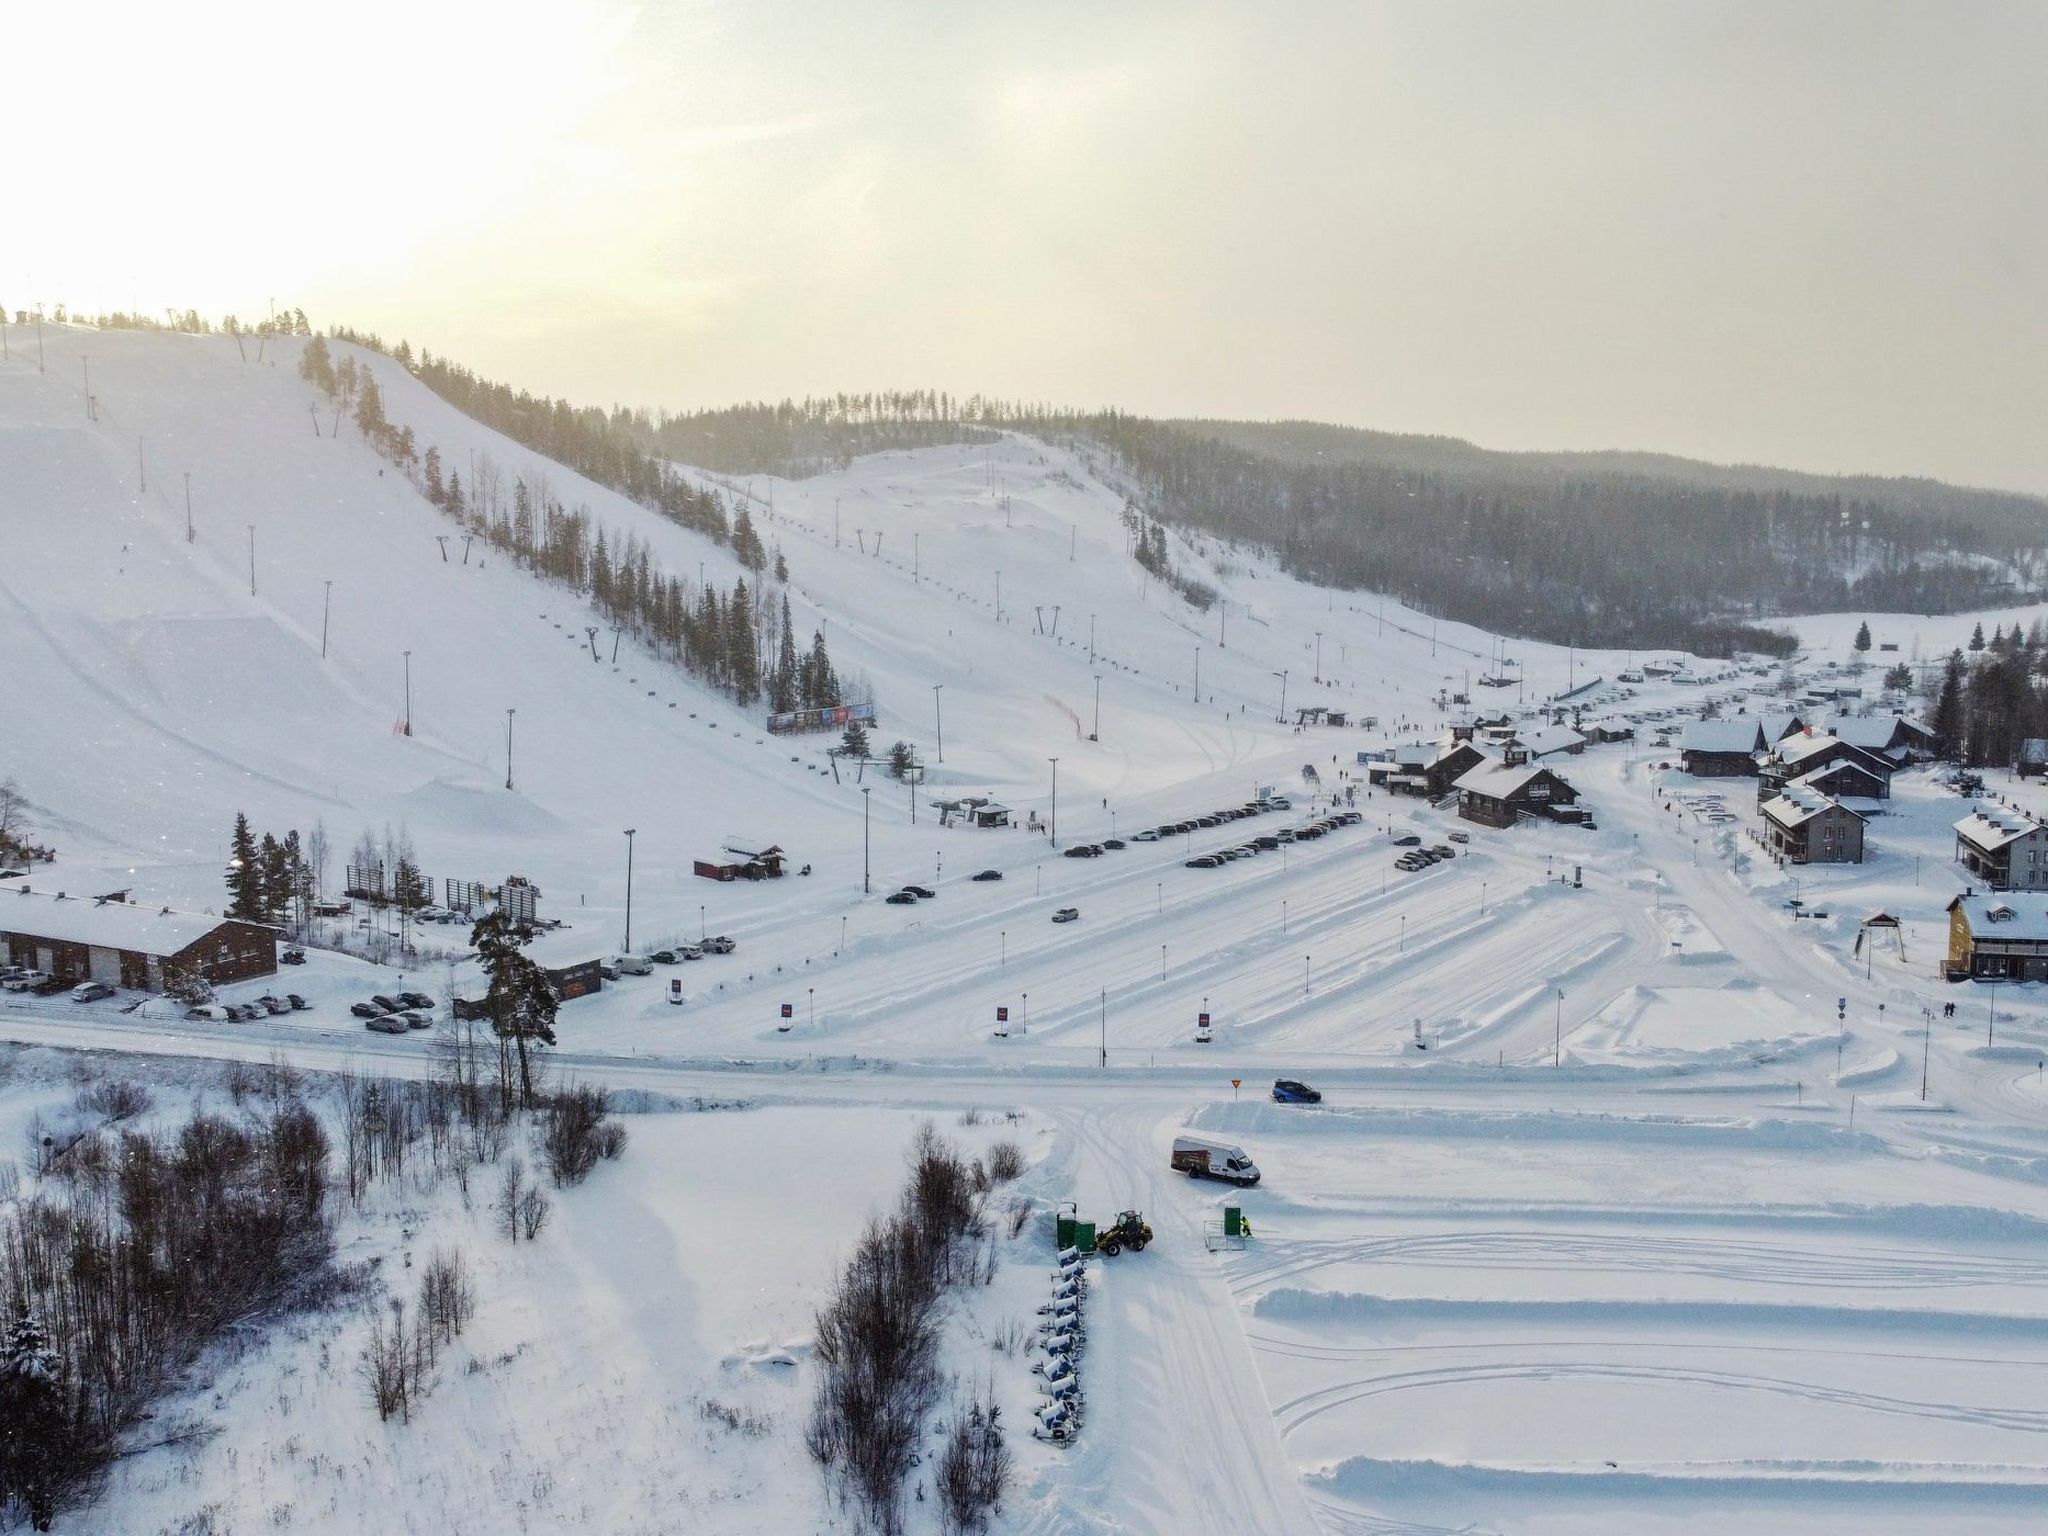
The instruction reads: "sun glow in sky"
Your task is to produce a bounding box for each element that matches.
[12,0,2048,491]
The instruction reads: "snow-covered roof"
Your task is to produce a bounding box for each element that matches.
[1773,731,1889,771]
[1829,716,1913,753]
[1954,805,2045,852]
[1761,783,1860,828]
[0,887,251,954]
[1757,712,1805,742]
[1453,757,1554,800]
[1787,762,1885,793]
[1522,724,1585,757]
[1950,893,2048,942]
[1679,718,1763,754]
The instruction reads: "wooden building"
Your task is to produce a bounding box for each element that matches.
[1760,783,1866,864]
[1,886,275,989]
[1758,733,1894,802]
[1947,893,2048,980]
[1452,746,1581,829]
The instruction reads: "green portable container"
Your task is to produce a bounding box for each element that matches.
[1074,1221,1096,1253]
[1056,1211,1077,1249]
[1224,1205,1243,1238]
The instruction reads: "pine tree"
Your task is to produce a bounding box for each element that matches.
[803,630,840,709]
[733,506,766,572]
[424,446,444,504]
[774,547,789,583]
[1969,621,1986,653]
[888,740,915,778]
[469,911,557,1105]
[259,832,287,922]
[841,721,871,760]
[298,334,335,395]
[227,813,263,920]
[1853,620,1872,654]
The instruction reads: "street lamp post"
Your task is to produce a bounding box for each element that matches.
[1273,670,1289,723]
[402,650,412,736]
[1921,1006,1932,1101]
[1048,758,1059,849]
[1555,987,1564,1066]
[932,684,944,764]
[321,580,332,657]
[505,708,515,790]
[622,829,637,953]
[862,788,872,893]
[1092,675,1102,741]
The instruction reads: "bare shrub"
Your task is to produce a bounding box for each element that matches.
[518,1185,551,1241]
[697,1397,773,1438]
[984,1141,1025,1183]
[418,1248,476,1351]
[361,1298,412,1422]
[75,1077,152,1122]
[221,1058,260,1105]
[541,1084,620,1186]
[956,1107,984,1127]
[496,1159,527,1243]
[936,1385,1011,1533]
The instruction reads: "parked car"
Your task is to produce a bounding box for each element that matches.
[648,949,680,964]
[280,947,307,965]
[611,955,655,976]
[1051,907,1080,923]
[1185,855,1221,869]
[286,993,310,1010]
[256,995,291,1015]
[971,869,1004,881]
[398,991,434,1010]
[1254,835,1280,850]
[32,977,69,996]
[886,891,918,905]
[1448,831,1471,844]
[676,943,704,960]
[184,1005,229,1021]
[371,994,405,1013]
[1,970,52,992]
[1272,1079,1322,1105]
[365,1014,409,1035]
[398,1011,433,1031]
[1132,830,1160,843]
[599,961,621,980]
[1392,834,1422,847]
[902,884,937,899]
[1102,838,1126,851]
[350,1001,386,1019]
[703,935,737,954]
[70,980,118,1003]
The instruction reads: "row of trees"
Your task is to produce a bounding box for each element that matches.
[226,813,330,927]
[301,339,851,715]
[0,776,53,867]
[1927,620,2048,767]
[646,392,1000,477]
[807,1124,1016,1534]
[0,1097,333,1527]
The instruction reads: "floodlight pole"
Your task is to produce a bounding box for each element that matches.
[622,828,637,951]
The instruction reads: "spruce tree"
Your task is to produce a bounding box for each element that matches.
[423,446,444,504]
[469,911,557,1105]
[841,721,871,760]
[803,630,839,709]
[1969,621,1986,653]
[1932,649,1967,760]
[0,1305,64,1531]
[298,334,335,394]
[227,813,263,920]
[1853,620,1872,654]
[726,579,760,705]
[771,596,800,712]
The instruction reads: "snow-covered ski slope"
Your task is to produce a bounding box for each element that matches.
[11,322,2048,1536]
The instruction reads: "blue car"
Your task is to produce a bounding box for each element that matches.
[1271,1079,1322,1105]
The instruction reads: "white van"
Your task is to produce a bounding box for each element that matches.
[1170,1135,1260,1186]
[611,954,655,976]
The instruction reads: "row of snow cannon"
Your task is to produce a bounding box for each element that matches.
[1029,1245,1087,1444]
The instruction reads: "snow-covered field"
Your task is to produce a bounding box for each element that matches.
[5,323,2048,1533]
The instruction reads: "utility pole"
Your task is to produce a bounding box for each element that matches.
[1921,1007,1932,1101]
[401,650,414,735]
[1099,987,1106,1069]
[1555,987,1564,1066]
[995,569,1002,623]
[1088,613,1096,665]
[139,438,146,493]
[622,828,637,952]
[1274,669,1289,723]
[246,524,255,595]
[1092,675,1102,741]
[835,497,841,548]
[183,473,193,542]
[862,788,872,893]
[1314,630,1323,682]
[1048,757,1059,849]
[933,683,944,763]
[1219,600,1227,649]
[914,531,919,584]
[505,708,516,791]
[321,581,332,658]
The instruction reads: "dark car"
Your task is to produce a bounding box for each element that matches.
[1255,835,1280,850]
[1101,838,1126,850]
[398,991,434,1010]
[31,976,69,996]
[365,1014,409,1035]
[886,891,918,905]
[1273,1079,1322,1105]
[1392,834,1422,847]
[902,885,936,899]
[971,869,1003,882]
[649,949,679,964]
[280,947,307,965]
[1185,855,1222,869]
[287,993,310,1010]
[371,994,404,1013]
[350,1001,385,1019]
[703,935,737,954]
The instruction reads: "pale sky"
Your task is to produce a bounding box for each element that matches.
[14,1,2047,492]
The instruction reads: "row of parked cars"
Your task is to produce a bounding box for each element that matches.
[351,990,436,1033]
[607,935,738,975]
[1185,809,1362,869]
[1,966,71,996]
[1393,832,1462,873]
[1134,794,1293,846]
[190,993,310,1021]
